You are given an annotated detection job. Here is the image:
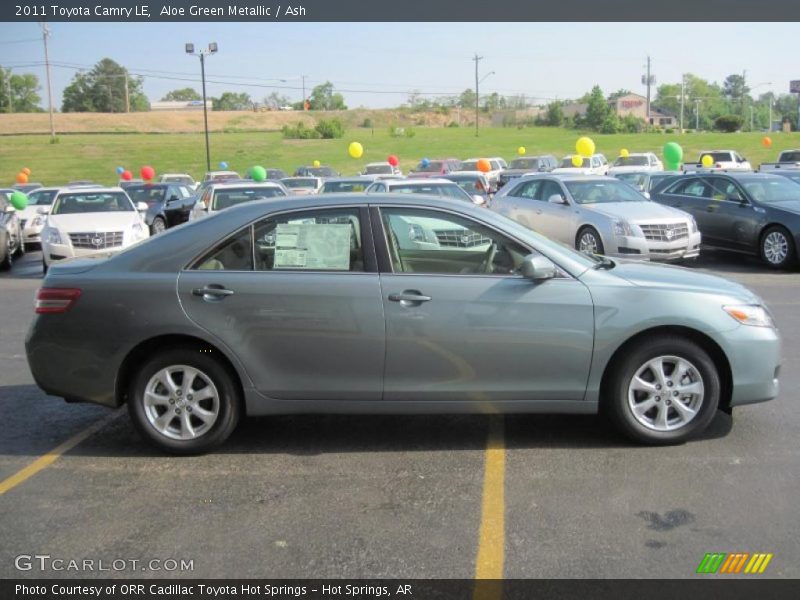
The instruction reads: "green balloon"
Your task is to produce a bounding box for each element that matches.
[10,191,28,210]
[665,162,680,172]
[251,166,266,182]
[663,142,683,166]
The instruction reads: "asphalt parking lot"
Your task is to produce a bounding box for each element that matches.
[1,249,799,579]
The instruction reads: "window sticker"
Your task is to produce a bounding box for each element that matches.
[273,223,352,270]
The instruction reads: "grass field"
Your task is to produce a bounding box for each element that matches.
[2,126,798,187]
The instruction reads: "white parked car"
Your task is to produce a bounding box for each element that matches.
[362,162,402,177]
[159,173,197,189]
[689,150,753,171]
[190,181,288,220]
[280,177,324,196]
[203,170,241,182]
[17,187,60,249]
[552,154,609,176]
[40,188,150,272]
[608,152,663,175]
[458,158,505,188]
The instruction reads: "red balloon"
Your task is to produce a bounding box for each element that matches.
[387,155,399,167]
[140,165,155,181]
[121,170,133,181]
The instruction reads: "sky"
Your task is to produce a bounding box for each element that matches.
[0,22,794,109]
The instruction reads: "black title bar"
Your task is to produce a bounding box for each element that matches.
[4,0,800,22]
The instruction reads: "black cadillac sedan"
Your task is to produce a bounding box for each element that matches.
[125,183,197,235]
[651,172,800,268]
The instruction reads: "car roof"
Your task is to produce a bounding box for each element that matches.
[686,171,782,181]
[212,181,284,188]
[385,178,455,185]
[324,176,378,183]
[57,187,126,194]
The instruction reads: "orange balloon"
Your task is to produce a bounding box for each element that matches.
[22,167,31,175]
[762,136,772,148]
[15,172,28,184]
[476,158,491,173]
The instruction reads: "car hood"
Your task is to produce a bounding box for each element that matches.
[47,212,140,231]
[608,165,656,174]
[552,167,595,175]
[583,201,689,222]
[607,261,760,303]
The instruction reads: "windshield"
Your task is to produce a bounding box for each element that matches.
[207,173,239,182]
[212,187,285,210]
[51,192,134,214]
[613,156,649,166]
[742,178,800,203]
[414,161,444,173]
[126,186,166,204]
[282,178,317,189]
[560,157,590,168]
[565,180,647,204]
[321,181,371,193]
[459,161,480,171]
[364,164,393,174]
[26,189,58,206]
[509,158,540,170]
[266,169,287,179]
[699,152,733,163]
[390,183,473,202]
[616,173,647,189]
[161,176,193,185]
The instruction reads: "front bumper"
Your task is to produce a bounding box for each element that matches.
[22,224,43,245]
[608,231,702,262]
[719,324,781,406]
[42,241,127,265]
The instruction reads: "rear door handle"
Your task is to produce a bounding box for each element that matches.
[388,291,432,304]
[192,285,235,300]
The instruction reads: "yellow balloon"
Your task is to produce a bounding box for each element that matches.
[576,136,595,158]
[313,160,321,168]
[701,154,714,168]
[517,146,526,156]
[348,142,364,159]
[620,148,629,158]
[571,155,584,167]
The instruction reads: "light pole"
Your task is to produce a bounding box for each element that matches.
[186,42,218,172]
[474,62,494,138]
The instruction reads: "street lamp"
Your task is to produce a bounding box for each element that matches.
[186,42,218,172]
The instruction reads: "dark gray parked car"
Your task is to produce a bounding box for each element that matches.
[651,172,800,269]
[26,195,780,453]
[0,190,25,270]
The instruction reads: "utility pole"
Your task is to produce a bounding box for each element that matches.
[679,75,685,133]
[186,42,217,172]
[124,75,130,113]
[695,98,701,130]
[302,75,307,107]
[642,56,655,129]
[5,69,12,113]
[41,23,55,141]
[473,53,483,137]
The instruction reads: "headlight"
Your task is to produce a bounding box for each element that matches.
[31,217,43,227]
[612,219,633,237]
[44,228,63,245]
[723,305,774,328]
[408,224,427,243]
[689,216,698,233]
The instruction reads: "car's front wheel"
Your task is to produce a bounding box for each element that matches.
[150,217,167,236]
[577,227,604,255]
[1,237,13,271]
[127,347,242,454]
[760,225,796,269]
[607,335,720,444]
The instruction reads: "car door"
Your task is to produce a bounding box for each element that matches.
[701,176,761,250]
[375,205,594,403]
[530,179,575,244]
[163,186,184,226]
[177,206,385,401]
[498,179,544,232]
[655,176,716,234]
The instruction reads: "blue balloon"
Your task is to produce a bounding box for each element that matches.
[116,166,124,175]
[421,158,430,168]
[219,161,228,169]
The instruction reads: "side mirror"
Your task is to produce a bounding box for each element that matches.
[520,254,556,281]
[136,202,148,212]
[472,194,486,206]
[4,205,16,213]
[643,191,651,200]
[547,194,567,205]
[37,206,50,215]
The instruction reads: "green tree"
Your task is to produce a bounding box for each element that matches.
[543,101,564,126]
[458,88,476,109]
[263,91,291,109]
[722,74,749,115]
[212,92,253,111]
[0,68,42,112]
[61,58,148,112]
[161,87,201,101]
[584,85,610,131]
[308,81,346,110]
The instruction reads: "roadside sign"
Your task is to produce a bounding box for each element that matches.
[791,80,800,93]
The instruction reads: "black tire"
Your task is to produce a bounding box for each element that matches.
[1,238,13,271]
[150,217,167,236]
[606,335,720,445]
[14,237,25,257]
[760,225,796,270]
[576,226,604,255]
[127,347,242,455]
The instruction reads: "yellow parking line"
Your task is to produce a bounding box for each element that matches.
[0,410,121,496]
[473,416,505,600]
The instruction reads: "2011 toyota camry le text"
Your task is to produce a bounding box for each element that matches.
[25,194,781,453]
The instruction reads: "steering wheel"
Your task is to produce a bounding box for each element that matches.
[479,242,498,274]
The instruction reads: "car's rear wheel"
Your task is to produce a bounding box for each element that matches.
[607,335,720,444]
[150,217,167,236]
[1,238,13,271]
[127,347,241,454]
[760,225,796,269]
[577,227,604,255]
[14,236,24,257]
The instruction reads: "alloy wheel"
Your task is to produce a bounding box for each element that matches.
[579,231,600,254]
[763,231,788,265]
[143,365,220,440]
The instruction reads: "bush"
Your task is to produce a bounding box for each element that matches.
[281,121,320,139]
[714,115,744,133]
[314,118,345,139]
[600,114,621,134]
[404,127,416,138]
[664,128,675,134]
[389,126,405,137]
[361,118,373,128]
[447,121,460,128]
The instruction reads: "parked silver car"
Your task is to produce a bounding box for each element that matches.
[491,174,702,261]
[26,195,779,453]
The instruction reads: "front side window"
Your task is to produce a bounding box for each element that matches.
[380,208,529,276]
[665,178,709,198]
[564,180,645,204]
[706,177,744,202]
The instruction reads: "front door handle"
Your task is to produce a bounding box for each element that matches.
[192,285,235,301]
[388,291,432,305]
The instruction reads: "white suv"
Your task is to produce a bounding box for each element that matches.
[608,152,663,175]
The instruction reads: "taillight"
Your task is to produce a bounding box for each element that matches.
[35,288,81,314]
